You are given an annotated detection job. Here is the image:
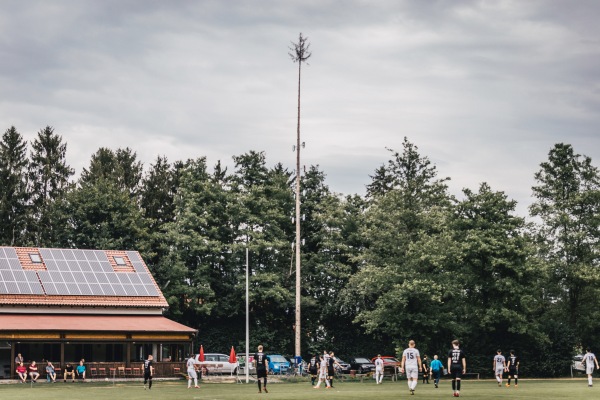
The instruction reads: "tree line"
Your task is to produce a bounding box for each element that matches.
[1,126,599,376]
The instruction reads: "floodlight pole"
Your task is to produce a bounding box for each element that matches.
[289,32,311,360]
[245,246,249,383]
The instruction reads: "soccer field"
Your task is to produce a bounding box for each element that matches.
[0,378,592,399]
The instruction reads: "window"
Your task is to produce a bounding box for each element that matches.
[29,253,42,263]
[113,256,126,266]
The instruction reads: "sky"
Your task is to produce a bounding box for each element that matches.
[1,0,599,216]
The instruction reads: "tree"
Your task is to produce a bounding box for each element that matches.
[28,126,74,246]
[0,126,29,245]
[530,143,600,343]
[80,147,143,199]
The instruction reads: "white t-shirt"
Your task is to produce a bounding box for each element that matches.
[494,355,505,370]
[187,357,198,371]
[585,353,596,373]
[375,358,384,371]
[403,348,420,369]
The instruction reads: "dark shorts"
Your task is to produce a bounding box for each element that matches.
[144,371,152,380]
[257,368,267,378]
[309,368,318,376]
[450,366,463,379]
[509,368,518,376]
[327,368,334,377]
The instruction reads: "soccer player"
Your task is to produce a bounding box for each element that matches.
[506,350,519,387]
[186,354,200,389]
[422,355,430,384]
[308,354,318,386]
[374,354,384,384]
[493,350,506,387]
[429,355,443,388]
[584,348,600,387]
[328,351,339,388]
[254,345,268,393]
[313,354,331,389]
[143,354,154,390]
[448,339,466,397]
[401,340,423,395]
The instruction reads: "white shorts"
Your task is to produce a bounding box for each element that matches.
[406,367,418,379]
[587,365,595,374]
[187,369,197,379]
[319,369,327,379]
[495,368,505,375]
[376,368,383,374]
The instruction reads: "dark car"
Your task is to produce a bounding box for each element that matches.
[348,356,376,374]
[334,356,351,374]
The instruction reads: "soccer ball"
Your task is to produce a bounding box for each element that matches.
[105,377,109,381]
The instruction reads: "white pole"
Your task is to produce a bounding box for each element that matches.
[245,247,249,384]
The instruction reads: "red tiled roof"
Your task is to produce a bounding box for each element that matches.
[0,314,196,333]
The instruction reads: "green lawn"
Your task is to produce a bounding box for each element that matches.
[0,378,593,399]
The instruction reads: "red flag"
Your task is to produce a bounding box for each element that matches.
[229,346,237,363]
[199,345,205,362]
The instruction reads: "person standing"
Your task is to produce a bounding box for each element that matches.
[254,345,269,393]
[313,354,331,389]
[493,350,506,387]
[186,354,200,389]
[584,348,600,387]
[374,354,384,384]
[327,351,338,388]
[429,355,443,388]
[422,355,430,384]
[401,340,423,395]
[143,354,154,390]
[506,350,519,387]
[308,354,318,386]
[447,339,466,397]
[15,353,24,366]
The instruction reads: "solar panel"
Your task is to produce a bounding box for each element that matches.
[3,247,18,259]
[0,282,7,294]
[0,259,9,270]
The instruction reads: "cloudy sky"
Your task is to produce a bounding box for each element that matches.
[2,0,599,216]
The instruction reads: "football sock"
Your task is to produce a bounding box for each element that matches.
[452,379,456,390]
[457,380,461,391]
[258,381,262,391]
[589,376,592,385]
[508,378,511,385]
[515,377,518,385]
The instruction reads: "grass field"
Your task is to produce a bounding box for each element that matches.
[0,378,593,399]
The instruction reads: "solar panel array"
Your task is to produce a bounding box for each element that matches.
[0,247,159,297]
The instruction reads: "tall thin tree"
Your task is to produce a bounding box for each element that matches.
[289,32,311,358]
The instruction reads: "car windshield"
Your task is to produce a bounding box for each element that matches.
[383,357,399,362]
[269,355,287,363]
[355,358,370,363]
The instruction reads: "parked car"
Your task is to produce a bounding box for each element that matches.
[334,356,351,374]
[194,353,238,374]
[267,354,291,374]
[348,356,376,374]
[371,355,400,371]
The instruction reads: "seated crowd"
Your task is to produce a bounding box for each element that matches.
[14,355,86,384]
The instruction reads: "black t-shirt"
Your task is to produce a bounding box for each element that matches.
[144,359,153,374]
[328,357,334,371]
[448,348,465,368]
[508,355,519,369]
[309,357,318,372]
[65,365,74,373]
[254,352,267,370]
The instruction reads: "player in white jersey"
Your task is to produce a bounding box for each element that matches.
[493,350,506,387]
[313,354,331,389]
[584,348,600,387]
[186,355,200,389]
[400,340,422,395]
[374,354,384,384]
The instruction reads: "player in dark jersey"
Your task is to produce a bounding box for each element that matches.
[506,350,520,387]
[447,339,466,397]
[328,351,339,388]
[143,354,154,390]
[254,345,269,393]
[308,354,319,386]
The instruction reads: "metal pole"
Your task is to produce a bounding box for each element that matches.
[295,56,302,359]
[245,247,249,383]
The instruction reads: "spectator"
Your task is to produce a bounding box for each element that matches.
[15,353,24,365]
[28,360,40,383]
[64,363,75,382]
[46,361,57,383]
[76,360,86,381]
[16,362,27,383]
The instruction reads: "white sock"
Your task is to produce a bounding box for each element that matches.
[326,379,330,387]
[589,376,593,385]
[188,379,191,388]
[496,376,501,383]
[413,381,418,390]
[194,377,198,386]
